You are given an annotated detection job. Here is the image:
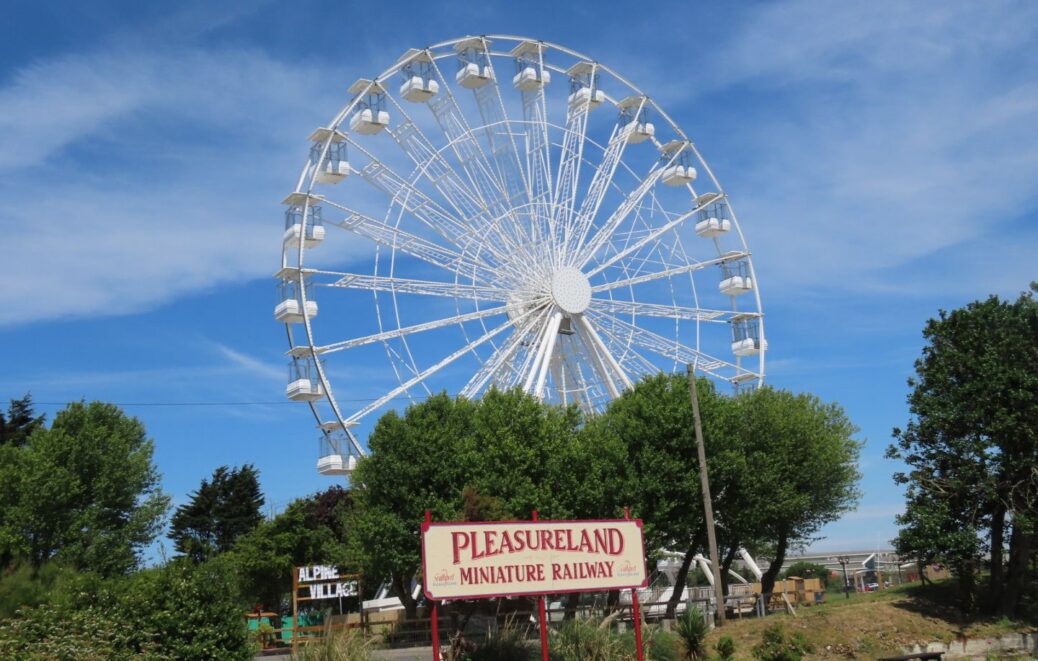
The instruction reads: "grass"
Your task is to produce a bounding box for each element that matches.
[702,581,1037,659]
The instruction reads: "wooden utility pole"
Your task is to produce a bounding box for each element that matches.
[687,364,726,626]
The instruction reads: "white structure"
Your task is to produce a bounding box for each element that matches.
[511,41,551,91]
[347,80,390,134]
[454,37,494,88]
[309,128,349,185]
[286,358,324,401]
[566,61,605,110]
[276,35,766,477]
[398,50,440,102]
[660,140,697,186]
[282,193,326,248]
[719,253,754,296]
[618,95,655,144]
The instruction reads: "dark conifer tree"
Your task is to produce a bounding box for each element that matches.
[170,464,264,563]
[0,393,46,447]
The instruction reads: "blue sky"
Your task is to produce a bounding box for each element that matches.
[1,0,1036,558]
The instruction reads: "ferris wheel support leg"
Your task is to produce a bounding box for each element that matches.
[523,310,563,394]
[533,311,564,399]
[574,322,621,400]
[575,314,634,392]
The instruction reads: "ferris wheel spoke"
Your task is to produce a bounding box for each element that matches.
[423,62,537,252]
[346,140,517,269]
[587,310,744,382]
[589,299,750,323]
[384,96,536,265]
[314,302,521,356]
[461,306,548,398]
[590,252,748,293]
[345,311,533,424]
[469,42,530,211]
[591,320,664,378]
[552,68,596,258]
[575,151,680,269]
[515,45,554,240]
[565,97,645,259]
[586,191,716,278]
[321,200,499,282]
[574,314,634,391]
[324,273,513,301]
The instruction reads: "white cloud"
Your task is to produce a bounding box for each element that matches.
[212,342,283,382]
[691,0,1038,296]
[0,46,372,325]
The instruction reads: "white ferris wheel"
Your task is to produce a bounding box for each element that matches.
[276,35,767,477]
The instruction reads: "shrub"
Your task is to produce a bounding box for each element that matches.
[0,603,166,660]
[674,607,709,659]
[715,634,736,661]
[119,557,252,660]
[751,623,813,661]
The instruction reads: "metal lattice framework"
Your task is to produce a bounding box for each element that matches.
[276,36,767,475]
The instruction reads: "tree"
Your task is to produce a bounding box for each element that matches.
[732,387,861,600]
[227,486,353,611]
[596,374,734,617]
[170,464,264,563]
[888,284,1038,615]
[0,394,46,447]
[348,393,477,619]
[1,401,169,575]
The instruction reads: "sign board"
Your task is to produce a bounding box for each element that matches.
[294,565,359,603]
[421,519,647,600]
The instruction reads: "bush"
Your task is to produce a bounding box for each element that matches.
[0,603,166,659]
[118,557,252,660]
[751,624,813,661]
[715,635,736,661]
[674,607,708,659]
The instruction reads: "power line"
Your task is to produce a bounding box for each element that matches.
[34,397,414,407]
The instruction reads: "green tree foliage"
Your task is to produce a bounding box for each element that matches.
[731,387,861,598]
[118,557,251,660]
[349,392,477,618]
[227,486,353,611]
[0,401,169,575]
[888,284,1038,616]
[592,374,726,616]
[0,603,162,660]
[170,464,264,563]
[0,394,46,447]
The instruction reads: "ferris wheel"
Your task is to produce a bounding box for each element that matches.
[276,35,767,477]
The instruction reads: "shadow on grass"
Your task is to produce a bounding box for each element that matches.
[890,580,1038,636]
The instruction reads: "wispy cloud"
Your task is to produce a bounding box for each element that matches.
[688,0,1038,297]
[0,44,369,326]
[211,342,283,381]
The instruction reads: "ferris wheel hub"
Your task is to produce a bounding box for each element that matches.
[550,267,592,315]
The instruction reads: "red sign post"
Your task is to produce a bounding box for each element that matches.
[421,510,648,661]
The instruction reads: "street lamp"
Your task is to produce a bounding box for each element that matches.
[836,556,851,599]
